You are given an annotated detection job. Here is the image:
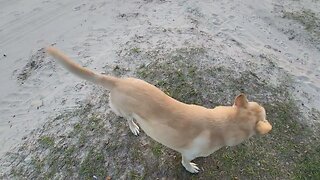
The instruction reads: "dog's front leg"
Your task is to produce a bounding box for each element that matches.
[181,154,200,173]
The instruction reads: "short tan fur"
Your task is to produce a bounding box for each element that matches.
[46,47,272,173]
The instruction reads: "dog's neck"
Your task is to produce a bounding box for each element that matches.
[209,106,239,121]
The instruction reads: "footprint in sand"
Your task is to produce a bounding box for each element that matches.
[211,14,223,25]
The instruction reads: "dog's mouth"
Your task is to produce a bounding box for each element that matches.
[256,120,272,135]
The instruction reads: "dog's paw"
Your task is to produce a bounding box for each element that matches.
[188,162,200,173]
[183,161,200,173]
[128,120,140,136]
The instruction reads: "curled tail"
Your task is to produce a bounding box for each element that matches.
[46,46,118,89]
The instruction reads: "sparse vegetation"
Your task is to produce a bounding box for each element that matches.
[16,48,46,83]
[283,9,320,38]
[131,47,141,53]
[38,135,55,148]
[150,142,164,157]
[2,46,319,179]
[79,149,106,178]
[2,0,320,179]
[136,48,320,179]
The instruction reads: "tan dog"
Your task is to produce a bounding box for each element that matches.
[46,47,272,173]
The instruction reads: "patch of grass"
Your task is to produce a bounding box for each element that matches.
[31,156,44,174]
[129,170,144,180]
[137,57,204,106]
[150,142,163,157]
[131,47,141,53]
[131,144,144,161]
[79,149,106,179]
[5,46,320,179]
[207,99,306,179]
[39,112,106,178]
[283,9,320,37]
[112,65,130,76]
[10,167,23,177]
[74,123,81,132]
[135,49,320,179]
[38,136,55,148]
[78,132,87,146]
[38,144,76,179]
[86,115,103,131]
[295,144,320,179]
[17,48,46,83]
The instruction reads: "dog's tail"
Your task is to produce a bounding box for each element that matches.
[46,46,118,89]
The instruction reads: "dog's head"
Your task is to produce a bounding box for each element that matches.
[234,94,272,135]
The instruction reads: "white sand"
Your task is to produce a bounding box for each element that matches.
[0,0,319,157]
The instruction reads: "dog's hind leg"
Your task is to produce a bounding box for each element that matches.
[127,117,140,136]
[181,154,200,173]
[109,94,140,135]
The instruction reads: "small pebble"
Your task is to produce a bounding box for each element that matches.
[31,99,43,109]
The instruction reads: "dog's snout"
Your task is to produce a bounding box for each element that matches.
[256,120,272,135]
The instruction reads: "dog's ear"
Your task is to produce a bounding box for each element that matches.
[234,93,248,108]
[256,120,272,135]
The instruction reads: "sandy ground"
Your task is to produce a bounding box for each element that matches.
[0,0,319,179]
